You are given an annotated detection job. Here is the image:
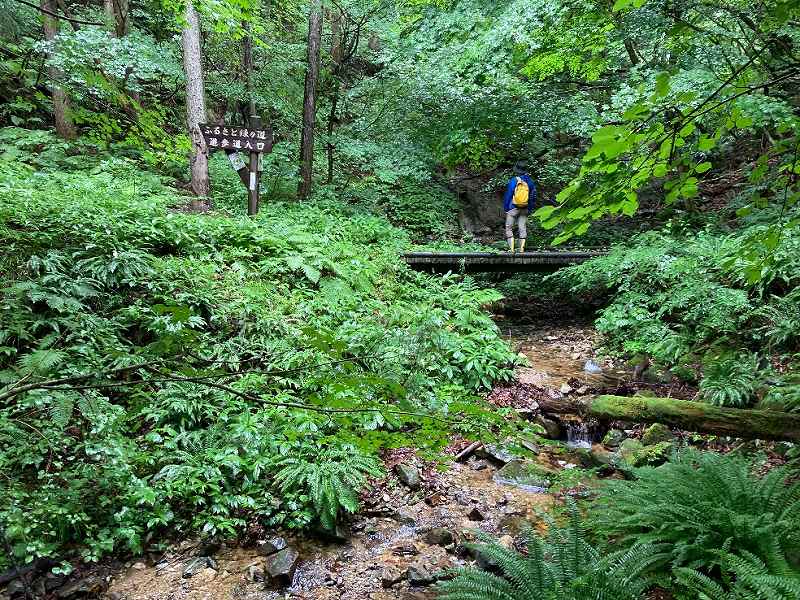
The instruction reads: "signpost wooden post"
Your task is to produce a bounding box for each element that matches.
[199,122,268,215]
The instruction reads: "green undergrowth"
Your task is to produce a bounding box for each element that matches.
[552,223,800,410]
[0,134,525,570]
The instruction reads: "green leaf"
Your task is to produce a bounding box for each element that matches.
[655,72,671,98]
[698,136,716,151]
[695,162,712,173]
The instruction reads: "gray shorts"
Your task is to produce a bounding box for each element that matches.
[505,208,528,239]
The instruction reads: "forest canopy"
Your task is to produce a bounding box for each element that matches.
[0,0,799,597]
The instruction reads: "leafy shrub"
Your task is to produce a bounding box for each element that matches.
[381,180,459,240]
[437,501,656,600]
[593,450,800,574]
[0,150,519,569]
[555,228,800,405]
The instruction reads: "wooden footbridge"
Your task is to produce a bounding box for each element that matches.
[403,250,606,273]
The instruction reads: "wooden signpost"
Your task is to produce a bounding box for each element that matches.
[200,118,267,216]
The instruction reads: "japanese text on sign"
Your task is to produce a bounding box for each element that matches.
[200,124,269,152]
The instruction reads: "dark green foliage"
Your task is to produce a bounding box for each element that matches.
[676,551,800,600]
[554,229,800,406]
[437,501,657,600]
[272,445,382,531]
[594,450,800,575]
[0,135,521,568]
[382,181,459,240]
[699,352,762,408]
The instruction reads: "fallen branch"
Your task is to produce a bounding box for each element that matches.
[538,394,800,442]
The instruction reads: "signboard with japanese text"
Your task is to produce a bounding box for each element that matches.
[199,124,270,153]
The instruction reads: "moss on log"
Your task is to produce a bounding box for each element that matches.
[537,395,800,442]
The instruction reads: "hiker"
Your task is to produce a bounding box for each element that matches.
[502,164,536,252]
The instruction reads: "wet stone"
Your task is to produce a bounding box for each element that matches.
[477,444,515,465]
[493,460,551,492]
[393,507,417,525]
[182,556,217,579]
[618,439,644,463]
[467,506,486,521]
[395,463,422,490]
[407,562,436,586]
[264,547,299,585]
[535,416,561,439]
[584,360,603,374]
[257,536,287,556]
[57,575,107,598]
[247,563,264,583]
[602,428,626,448]
[470,459,489,471]
[381,566,404,588]
[392,542,419,556]
[425,527,455,546]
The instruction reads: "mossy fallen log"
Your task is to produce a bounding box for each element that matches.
[537,395,800,442]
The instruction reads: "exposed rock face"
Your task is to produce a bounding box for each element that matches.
[535,416,562,439]
[395,463,422,490]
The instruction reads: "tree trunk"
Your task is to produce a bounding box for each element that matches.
[537,394,800,442]
[326,84,338,184]
[297,0,322,199]
[104,0,129,37]
[41,0,76,140]
[181,0,210,208]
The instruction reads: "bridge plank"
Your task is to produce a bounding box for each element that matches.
[403,251,604,273]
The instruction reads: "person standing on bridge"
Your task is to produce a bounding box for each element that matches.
[502,163,536,252]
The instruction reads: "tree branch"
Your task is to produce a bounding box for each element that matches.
[10,0,104,26]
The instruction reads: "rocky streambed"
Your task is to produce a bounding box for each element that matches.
[2,322,691,600]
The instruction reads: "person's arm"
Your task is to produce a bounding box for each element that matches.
[503,178,515,212]
[526,177,537,213]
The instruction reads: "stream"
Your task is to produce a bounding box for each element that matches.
[97,321,622,600]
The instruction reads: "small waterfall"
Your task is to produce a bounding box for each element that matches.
[566,421,592,449]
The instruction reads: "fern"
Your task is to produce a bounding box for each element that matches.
[272,445,382,530]
[50,392,76,430]
[437,501,656,600]
[676,551,800,599]
[17,348,66,375]
[700,352,761,407]
[594,450,800,574]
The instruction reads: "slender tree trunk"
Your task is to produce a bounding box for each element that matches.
[537,394,800,442]
[181,0,210,208]
[325,8,341,185]
[298,0,322,199]
[326,85,338,184]
[41,0,76,140]
[104,0,129,36]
